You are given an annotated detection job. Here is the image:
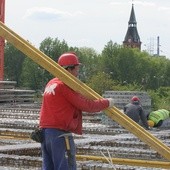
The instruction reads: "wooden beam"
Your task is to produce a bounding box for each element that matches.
[77,155,170,169]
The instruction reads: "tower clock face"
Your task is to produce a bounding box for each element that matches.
[128,38,132,42]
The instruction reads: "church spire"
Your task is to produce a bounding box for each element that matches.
[123,3,141,50]
[129,4,137,26]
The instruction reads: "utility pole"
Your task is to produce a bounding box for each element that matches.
[157,36,160,56]
[0,0,5,81]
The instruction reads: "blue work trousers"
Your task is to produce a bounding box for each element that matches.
[41,128,77,170]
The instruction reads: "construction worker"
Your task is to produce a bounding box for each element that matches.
[39,52,115,170]
[147,109,170,128]
[124,96,149,129]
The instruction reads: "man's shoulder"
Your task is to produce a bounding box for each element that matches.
[48,78,65,85]
[46,78,67,90]
[125,103,131,106]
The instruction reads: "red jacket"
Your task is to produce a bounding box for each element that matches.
[39,78,109,134]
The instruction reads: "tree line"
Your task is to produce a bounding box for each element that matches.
[4,37,170,110]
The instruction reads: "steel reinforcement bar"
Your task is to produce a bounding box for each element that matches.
[1,21,170,166]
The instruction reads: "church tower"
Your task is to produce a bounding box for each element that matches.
[123,4,141,50]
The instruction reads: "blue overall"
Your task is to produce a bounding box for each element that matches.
[41,128,76,170]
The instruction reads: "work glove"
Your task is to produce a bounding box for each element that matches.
[107,98,115,108]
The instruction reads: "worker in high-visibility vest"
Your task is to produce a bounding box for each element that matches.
[147,109,170,128]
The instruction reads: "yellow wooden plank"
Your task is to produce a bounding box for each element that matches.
[0,21,170,161]
[77,155,170,169]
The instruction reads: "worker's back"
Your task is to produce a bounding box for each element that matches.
[124,102,142,123]
[124,96,149,129]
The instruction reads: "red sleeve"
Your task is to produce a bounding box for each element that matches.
[58,83,109,112]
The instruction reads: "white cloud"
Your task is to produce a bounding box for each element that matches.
[134,1,155,7]
[23,7,84,21]
[110,2,125,6]
[5,0,170,59]
[158,6,170,13]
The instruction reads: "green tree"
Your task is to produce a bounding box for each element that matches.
[101,41,120,78]
[4,42,26,86]
[20,57,44,90]
[164,59,170,87]
[39,37,69,62]
[87,72,115,95]
[76,47,100,82]
[146,56,170,89]
[20,37,71,90]
[101,41,170,91]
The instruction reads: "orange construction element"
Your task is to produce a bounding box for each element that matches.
[0,0,5,80]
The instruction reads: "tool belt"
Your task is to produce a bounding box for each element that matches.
[30,128,43,143]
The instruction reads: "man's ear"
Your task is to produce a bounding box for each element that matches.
[67,67,71,72]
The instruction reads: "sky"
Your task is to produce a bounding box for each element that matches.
[4,0,170,59]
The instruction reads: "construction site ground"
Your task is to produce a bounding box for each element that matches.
[0,103,170,170]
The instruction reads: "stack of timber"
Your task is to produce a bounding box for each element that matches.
[0,81,35,104]
[102,91,151,114]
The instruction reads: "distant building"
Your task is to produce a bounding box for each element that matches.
[123,4,141,50]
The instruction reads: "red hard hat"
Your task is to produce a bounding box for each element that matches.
[58,52,80,68]
[131,96,140,102]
